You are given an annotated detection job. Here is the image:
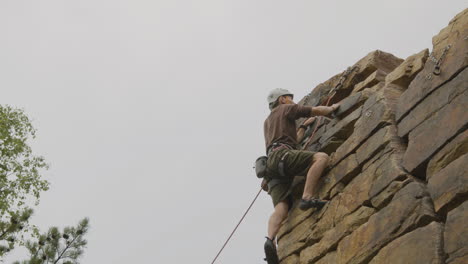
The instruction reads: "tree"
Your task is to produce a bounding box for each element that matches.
[0,105,89,263]
[0,105,49,256]
[13,218,89,264]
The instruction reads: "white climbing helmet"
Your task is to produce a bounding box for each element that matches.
[267,88,294,104]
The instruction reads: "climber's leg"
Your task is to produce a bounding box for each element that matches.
[299,152,329,210]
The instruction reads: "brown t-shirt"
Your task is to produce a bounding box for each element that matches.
[264,104,312,151]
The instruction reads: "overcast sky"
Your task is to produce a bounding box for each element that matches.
[1,1,466,263]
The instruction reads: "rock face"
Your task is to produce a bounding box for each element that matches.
[275,8,468,264]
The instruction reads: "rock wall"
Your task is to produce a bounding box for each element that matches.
[277,8,467,264]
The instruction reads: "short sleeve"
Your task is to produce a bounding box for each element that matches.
[285,104,312,120]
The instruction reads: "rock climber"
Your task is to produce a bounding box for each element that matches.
[262,88,339,264]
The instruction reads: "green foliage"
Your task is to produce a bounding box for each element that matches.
[12,218,89,264]
[0,105,50,256]
[0,105,90,263]
[0,105,49,213]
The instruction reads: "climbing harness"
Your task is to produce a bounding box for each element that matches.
[212,67,357,262]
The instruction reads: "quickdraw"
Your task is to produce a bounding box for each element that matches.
[301,65,358,151]
[427,44,451,77]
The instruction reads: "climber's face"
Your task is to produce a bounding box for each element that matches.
[279,95,294,105]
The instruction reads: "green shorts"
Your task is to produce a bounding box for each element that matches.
[266,148,316,207]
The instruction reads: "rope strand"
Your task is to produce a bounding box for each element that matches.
[210,185,264,264]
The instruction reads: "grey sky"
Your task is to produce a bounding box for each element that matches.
[1,1,466,263]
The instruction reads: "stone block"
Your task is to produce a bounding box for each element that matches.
[370,179,411,209]
[278,216,316,261]
[397,68,468,137]
[444,200,468,264]
[402,89,468,175]
[334,91,368,118]
[336,182,436,264]
[300,50,402,108]
[368,222,444,264]
[396,9,468,122]
[355,125,397,165]
[427,129,468,180]
[314,251,337,264]
[427,153,468,213]
[343,50,403,89]
[385,49,429,88]
[332,85,401,165]
[300,207,375,264]
[282,254,299,264]
[352,70,386,93]
[318,154,360,199]
[368,151,408,198]
[318,138,344,155]
[319,106,363,145]
[277,201,319,240]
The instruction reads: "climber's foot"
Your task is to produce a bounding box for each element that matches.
[298,198,328,211]
[264,237,279,264]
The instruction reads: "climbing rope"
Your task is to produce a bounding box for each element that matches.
[301,66,358,150]
[211,66,358,262]
[210,184,265,264]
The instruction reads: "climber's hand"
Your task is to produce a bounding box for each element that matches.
[330,103,340,112]
[261,178,269,192]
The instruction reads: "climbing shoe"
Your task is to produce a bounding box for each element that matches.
[264,237,279,264]
[298,198,328,211]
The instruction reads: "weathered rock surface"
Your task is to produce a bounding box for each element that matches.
[368,221,444,264]
[402,89,468,175]
[300,207,375,264]
[272,10,468,264]
[427,153,468,213]
[332,84,401,166]
[299,50,403,108]
[385,49,429,88]
[335,183,436,264]
[395,8,468,122]
[444,200,468,263]
[426,129,468,180]
[397,67,468,138]
[352,70,386,93]
[314,251,337,264]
